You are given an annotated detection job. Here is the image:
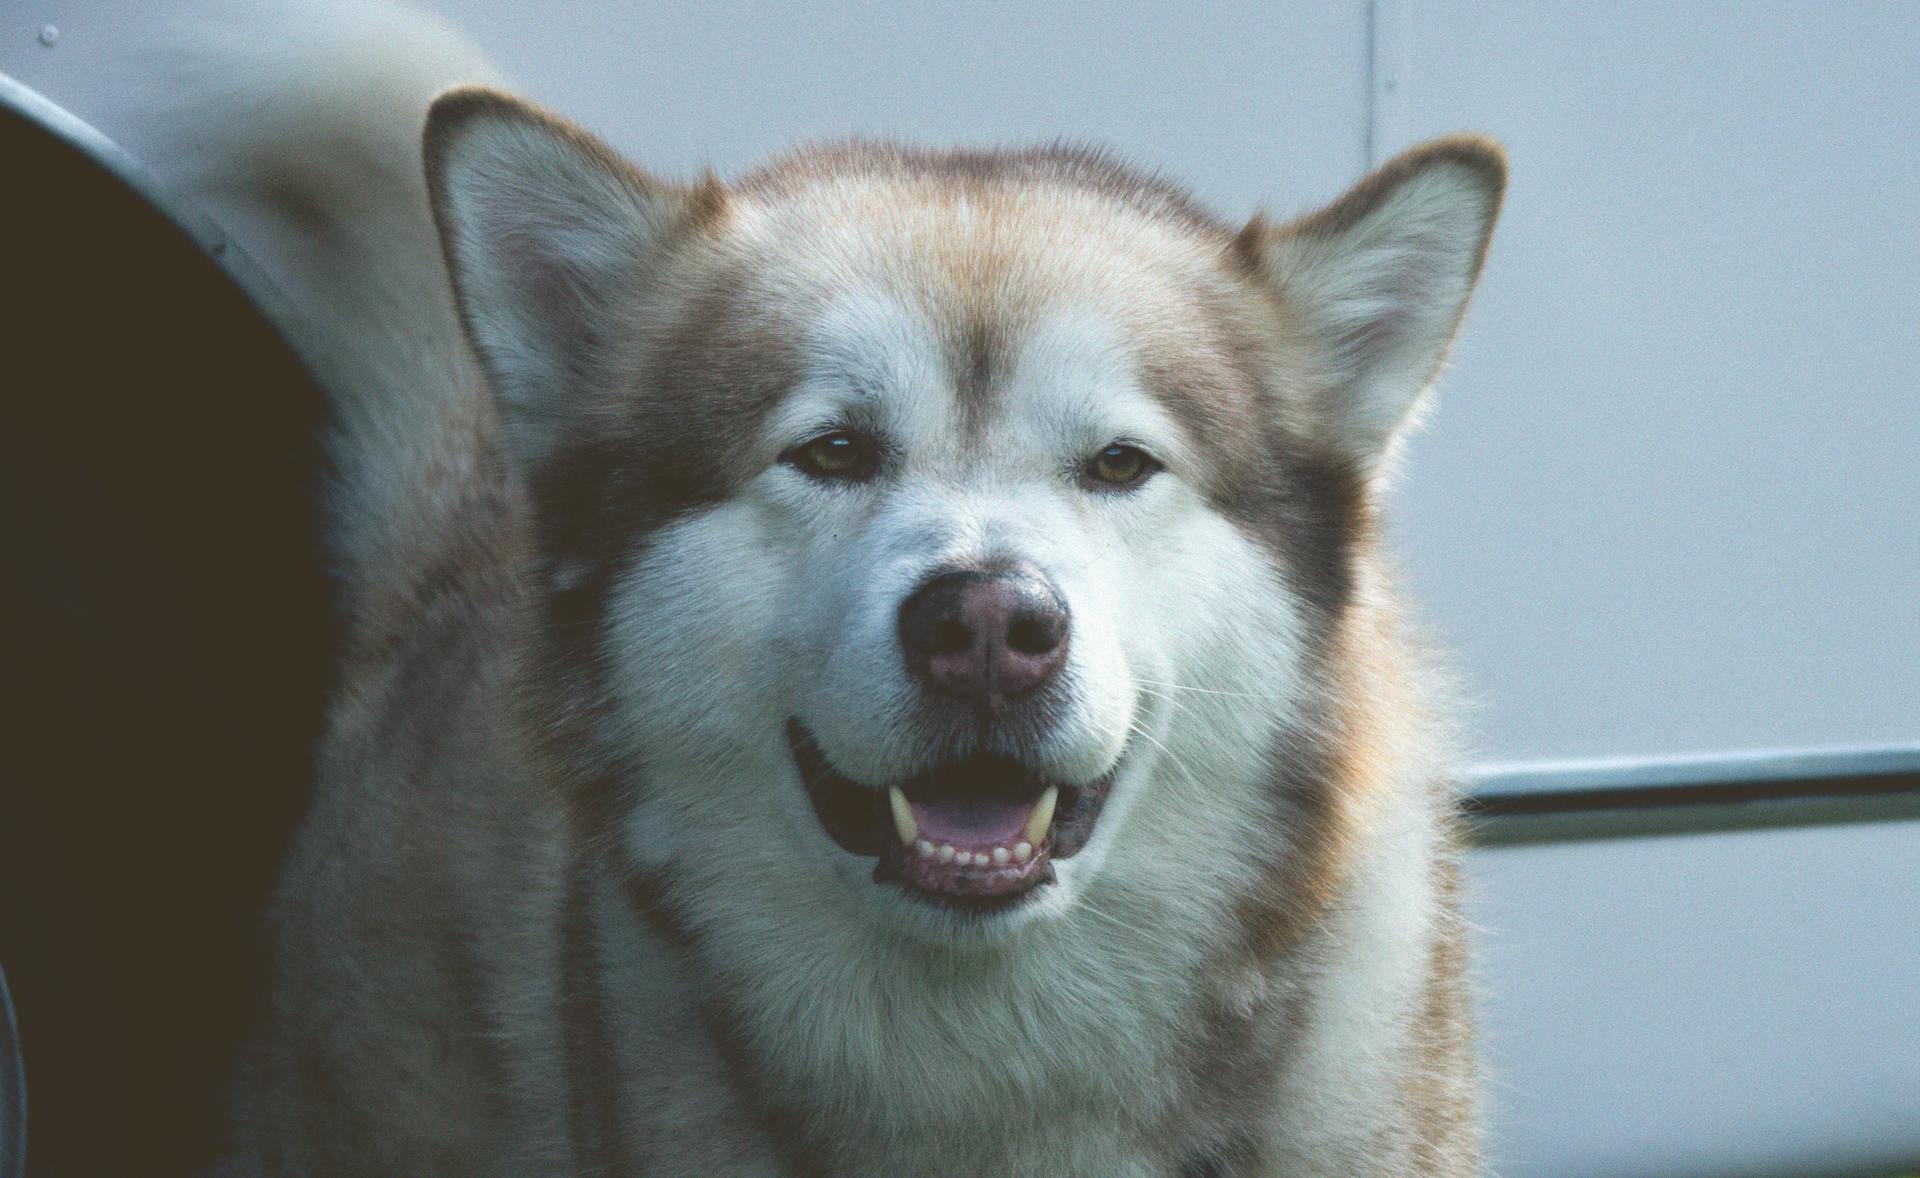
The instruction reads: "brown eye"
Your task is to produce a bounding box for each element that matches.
[1083,443,1158,491]
[785,430,879,482]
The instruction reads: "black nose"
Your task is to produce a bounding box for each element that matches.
[898,568,1070,708]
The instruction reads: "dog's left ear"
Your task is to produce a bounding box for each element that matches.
[1237,136,1506,475]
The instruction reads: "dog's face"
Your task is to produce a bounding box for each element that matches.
[426,94,1502,940]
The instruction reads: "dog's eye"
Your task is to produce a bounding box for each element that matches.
[785,430,879,482]
[1082,443,1159,491]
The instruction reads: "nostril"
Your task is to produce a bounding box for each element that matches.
[1007,613,1064,655]
[930,618,972,655]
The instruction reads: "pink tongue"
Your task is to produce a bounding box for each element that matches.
[909,796,1033,847]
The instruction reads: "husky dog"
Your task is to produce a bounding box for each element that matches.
[136,3,1503,1174]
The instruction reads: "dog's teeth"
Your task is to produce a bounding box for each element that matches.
[888,787,917,846]
[938,844,956,863]
[915,839,935,859]
[1025,787,1058,848]
[1013,841,1032,861]
[992,846,1010,865]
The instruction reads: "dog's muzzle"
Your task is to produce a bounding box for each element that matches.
[789,562,1115,910]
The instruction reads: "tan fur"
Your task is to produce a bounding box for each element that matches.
[186,12,1505,1173]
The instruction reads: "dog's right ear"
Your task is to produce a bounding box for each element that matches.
[424,87,721,470]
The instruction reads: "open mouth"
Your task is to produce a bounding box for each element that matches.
[787,720,1114,911]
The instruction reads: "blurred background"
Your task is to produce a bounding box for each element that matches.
[5,2,1917,1175]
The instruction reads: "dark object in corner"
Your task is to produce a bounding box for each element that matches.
[0,75,333,1175]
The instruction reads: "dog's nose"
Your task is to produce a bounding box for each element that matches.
[898,568,1069,707]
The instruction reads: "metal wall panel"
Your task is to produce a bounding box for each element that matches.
[1470,820,1920,1177]
[425,0,1373,225]
[1374,1,1920,767]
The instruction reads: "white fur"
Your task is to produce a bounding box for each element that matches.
[590,282,1327,1169]
[123,3,1495,1172]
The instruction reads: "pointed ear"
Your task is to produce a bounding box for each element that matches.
[1238,135,1505,474]
[423,87,721,469]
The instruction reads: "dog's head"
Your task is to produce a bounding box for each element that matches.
[425,91,1502,939]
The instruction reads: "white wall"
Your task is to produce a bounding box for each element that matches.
[1377,1,1920,766]
[6,3,1916,1174]
[1471,821,1920,1177]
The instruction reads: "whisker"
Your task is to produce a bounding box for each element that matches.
[1130,677,1281,702]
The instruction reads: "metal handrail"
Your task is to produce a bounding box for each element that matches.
[1466,744,1920,846]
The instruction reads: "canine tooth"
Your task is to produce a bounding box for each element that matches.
[888,787,917,846]
[1024,787,1058,848]
[915,839,935,859]
[938,844,956,863]
[992,847,1010,865]
[1013,841,1032,861]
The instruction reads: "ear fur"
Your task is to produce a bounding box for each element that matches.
[423,87,722,469]
[1238,135,1506,474]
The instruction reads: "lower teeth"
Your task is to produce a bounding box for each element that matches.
[915,839,1041,866]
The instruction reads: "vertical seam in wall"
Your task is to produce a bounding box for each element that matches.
[1364,0,1379,166]
[1367,0,1408,166]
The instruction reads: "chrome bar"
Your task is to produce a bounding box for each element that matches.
[1465,745,1920,846]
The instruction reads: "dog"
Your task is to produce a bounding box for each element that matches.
[128,3,1504,1173]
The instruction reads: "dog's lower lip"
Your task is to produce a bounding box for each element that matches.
[786,720,1116,908]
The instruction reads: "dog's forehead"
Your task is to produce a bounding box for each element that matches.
[720,175,1272,449]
